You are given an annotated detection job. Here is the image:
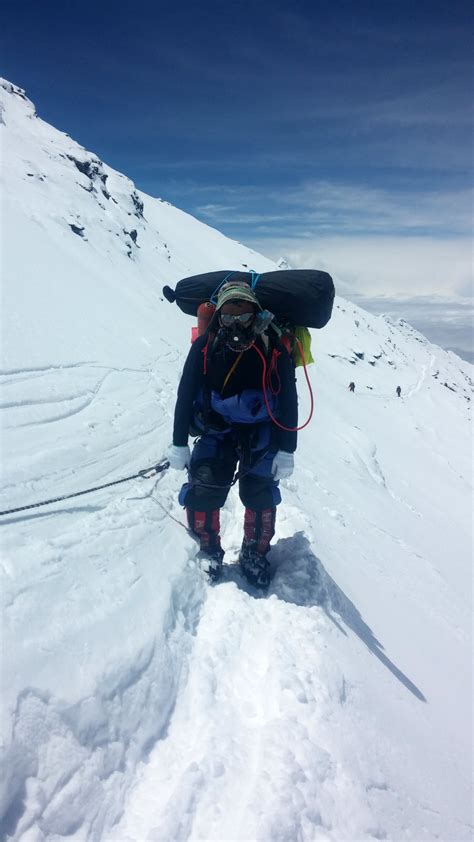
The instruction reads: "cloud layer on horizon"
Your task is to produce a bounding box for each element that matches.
[245,232,473,363]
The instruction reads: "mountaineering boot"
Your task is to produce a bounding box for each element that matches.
[186,508,224,582]
[239,541,271,589]
[195,547,224,582]
[186,508,221,549]
[243,507,276,554]
[239,507,276,587]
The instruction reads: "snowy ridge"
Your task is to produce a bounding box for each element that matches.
[1,80,473,842]
[0,77,275,371]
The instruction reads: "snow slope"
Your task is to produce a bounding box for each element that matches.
[0,79,472,842]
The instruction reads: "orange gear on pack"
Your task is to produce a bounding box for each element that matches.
[191,301,216,342]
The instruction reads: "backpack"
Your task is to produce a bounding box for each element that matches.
[163,268,335,328]
[164,268,332,367]
[163,269,335,432]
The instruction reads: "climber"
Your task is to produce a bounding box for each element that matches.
[167,280,298,588]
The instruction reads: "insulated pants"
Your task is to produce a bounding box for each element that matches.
[179,431,281,554]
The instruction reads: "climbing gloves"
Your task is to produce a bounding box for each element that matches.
[271,450,294,481]
[169,445,294,478]
[168,444,191,470]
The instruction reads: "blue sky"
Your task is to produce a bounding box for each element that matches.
[2,0,473,357]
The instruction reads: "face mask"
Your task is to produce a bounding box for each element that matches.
[219,319,256,352]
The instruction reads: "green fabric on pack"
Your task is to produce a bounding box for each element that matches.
[292,326,314,368]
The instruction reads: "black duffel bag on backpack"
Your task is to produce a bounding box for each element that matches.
[163,269,335,329]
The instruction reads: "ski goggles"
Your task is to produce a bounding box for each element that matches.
[219,312,255,327]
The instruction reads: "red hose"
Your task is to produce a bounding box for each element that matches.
[253,338,314,432]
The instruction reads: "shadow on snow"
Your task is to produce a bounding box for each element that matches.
[223,531,426,703]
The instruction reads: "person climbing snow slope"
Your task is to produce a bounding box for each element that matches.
[168,280,298,588]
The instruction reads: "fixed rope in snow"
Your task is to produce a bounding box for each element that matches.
[0,460,170,518]
[146,486,191,533]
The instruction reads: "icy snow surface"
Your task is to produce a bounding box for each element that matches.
[0,78,472,842]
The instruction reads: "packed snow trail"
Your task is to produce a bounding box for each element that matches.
[108,487,465,842]
[107,467,470,842]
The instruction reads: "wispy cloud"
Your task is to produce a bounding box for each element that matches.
[285,181,472,235]
[188,180,471,238]
[368,84,470,128]
[195,204,290,226]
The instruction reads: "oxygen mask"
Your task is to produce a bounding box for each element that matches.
[218,310,256,352]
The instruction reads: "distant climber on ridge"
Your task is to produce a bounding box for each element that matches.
[349,381,355,393]
[396,385,401,397]
[167,280,298,588]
